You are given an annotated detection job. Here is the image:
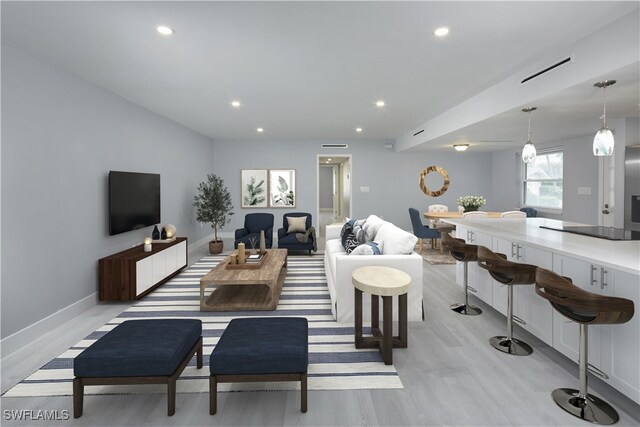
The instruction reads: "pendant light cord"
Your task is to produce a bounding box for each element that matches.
[527,111,532,143]
[602,85,607,128]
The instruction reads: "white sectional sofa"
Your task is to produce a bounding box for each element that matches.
[323,217,424,323]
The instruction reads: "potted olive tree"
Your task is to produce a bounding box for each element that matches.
[193,174,234,254]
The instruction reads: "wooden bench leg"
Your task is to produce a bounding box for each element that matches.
[167,378,176,416]
[73,378,83,418]
[301,372,308,413]
[197,340,203,369]
[209,376,217,415]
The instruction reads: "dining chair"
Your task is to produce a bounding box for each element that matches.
[501,211,527,218]
[408,208,440,252]
[462,211,488,218]
[519,207,538,217]
[427,204,449,228]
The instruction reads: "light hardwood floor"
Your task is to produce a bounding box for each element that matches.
[1,240,639,426]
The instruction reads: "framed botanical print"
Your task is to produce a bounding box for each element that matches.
[269,169,296,207]
[241,169,268,208]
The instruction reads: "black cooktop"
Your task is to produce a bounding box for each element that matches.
[540,225,640,241]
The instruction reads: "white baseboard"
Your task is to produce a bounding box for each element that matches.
[1,232,232,358]
[1,292,97,358]
[188,233,216,253]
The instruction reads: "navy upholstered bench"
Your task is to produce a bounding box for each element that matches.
[209,317,309,414]
[73,319,203,418]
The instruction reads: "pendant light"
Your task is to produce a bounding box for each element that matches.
[521,107,537,164]
[593,80,616,156]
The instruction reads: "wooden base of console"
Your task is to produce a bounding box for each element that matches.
[99,237,187,301]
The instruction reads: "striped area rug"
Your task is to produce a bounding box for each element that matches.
[3,253,402,397]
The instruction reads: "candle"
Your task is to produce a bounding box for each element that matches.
[144,237,152,252]
[237,243,246,264]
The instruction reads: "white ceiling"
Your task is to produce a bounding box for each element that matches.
[2,1,639,149]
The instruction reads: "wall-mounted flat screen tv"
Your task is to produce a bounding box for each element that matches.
[109,171,160,236]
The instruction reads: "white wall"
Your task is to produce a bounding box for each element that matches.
[212,140,494,233]
[1,46,215,344]
[318,166,333,209]
[491,127,636,224]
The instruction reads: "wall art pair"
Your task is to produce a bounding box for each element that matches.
[241,169,296,208]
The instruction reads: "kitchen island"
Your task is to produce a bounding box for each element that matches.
[443,217,640,405]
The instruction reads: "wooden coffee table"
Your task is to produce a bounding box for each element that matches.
[200,249,287,311]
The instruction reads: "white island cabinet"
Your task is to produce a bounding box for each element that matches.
[493,237,553,345]
[446,217,640,404]
[455,226,493,303]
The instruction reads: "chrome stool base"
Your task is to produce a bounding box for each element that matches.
[552,388,619,425]
[450,303,482,316]
[489,336,533,356]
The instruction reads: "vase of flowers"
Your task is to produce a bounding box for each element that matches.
[457,195,486,213]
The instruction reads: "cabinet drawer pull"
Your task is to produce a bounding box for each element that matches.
[590,265,598,286]
[588,364,609,380]
[512,315,526,325]
[516,244,522,260]
[511,243,516,258]
[601,268,608,289]
[467,286,478,293]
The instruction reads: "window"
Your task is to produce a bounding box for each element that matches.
[522,150,563,210]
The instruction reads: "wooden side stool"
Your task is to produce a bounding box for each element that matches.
[352,266,411,365]
[73,319,203,418]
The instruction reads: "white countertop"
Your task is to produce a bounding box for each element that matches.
[443,217,640,276]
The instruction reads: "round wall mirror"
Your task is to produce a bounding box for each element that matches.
[419,165,450,197]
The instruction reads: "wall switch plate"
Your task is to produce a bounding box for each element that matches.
[360,186,370,192]
[577,187,591,195]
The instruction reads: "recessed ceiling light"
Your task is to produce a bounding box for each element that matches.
[453,144,469,151]
[375,100,386,107]
[434,27,449,37]
[231,101,241,108]
[156,26,175,36]
[355,128,363,133]
[256,127,264,133]
[328,158,332,161]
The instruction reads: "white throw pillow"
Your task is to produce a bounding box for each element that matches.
[363,214,385,242]
[349,241,383,255]
[374,222,418,254]
[287,216,307,234]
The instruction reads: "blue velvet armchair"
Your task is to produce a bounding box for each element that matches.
[277,212,316,255]
[409,207,440,253]
[234,213,274,249]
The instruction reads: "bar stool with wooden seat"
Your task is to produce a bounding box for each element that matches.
[535,268,635,425]
[440,232,481,316]
[477,245,536,356]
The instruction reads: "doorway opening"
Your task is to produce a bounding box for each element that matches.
[317,155,352,248]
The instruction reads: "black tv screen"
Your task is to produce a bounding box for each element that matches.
[109,171,160,236]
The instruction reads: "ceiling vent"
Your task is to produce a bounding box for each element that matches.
[321,144,348,148]
[413,129,425,137]
[521,56,572,84]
